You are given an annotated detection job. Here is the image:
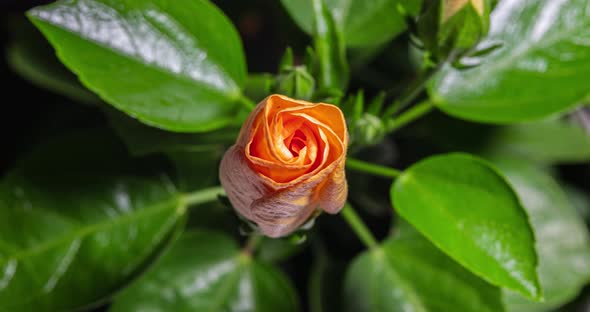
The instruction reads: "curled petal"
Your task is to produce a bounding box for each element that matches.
[318,158,348,214]
[219,94,348,237]
[251,183,319,238]
[249,155,347,236]
[219,146,266,220]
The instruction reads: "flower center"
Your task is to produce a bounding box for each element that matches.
[285,129,306,156]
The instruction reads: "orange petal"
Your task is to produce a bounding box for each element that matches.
[236,100,266,148]
[220,94,349,237]
[318,157,347,214]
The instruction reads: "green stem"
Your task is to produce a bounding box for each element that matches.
[386,100,434,133]
[341,203,378,249]
[181,186,225,207]
[241,234,263,257]
[346,158,401,178]
[382,99,403,119]
[238,95,257,111]
[384,66,438,117]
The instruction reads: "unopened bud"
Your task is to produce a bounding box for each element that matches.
[418,0,490,61]
[274,66,315,100]
[442,0,484,22]
[352,113,386,146]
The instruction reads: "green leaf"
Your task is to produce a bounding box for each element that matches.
[281,0,407,47]
[244,73,273,103]
[429,0,590,123]
[343,224,504,312]
[110,231,299,312]
[106,110,232,194]
[491,158,590,312]
[28,0,247,132]
[0,130,184,311]
[106,109,237,157]
[308,248,346,312]
[5,20,100,105]
[391,153,541,299]
[398,0,423,16]
[311,0,349,92]
[256,236,306,264]
[165,149,222,192]
[483,120,590,164]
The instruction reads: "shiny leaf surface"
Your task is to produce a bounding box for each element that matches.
[430,0,590,123]
[312,0,349,91]
[344,225,504,312]
[492,158,590,312]
[281,0,407,47]
[484,120,590,164]
[391,153,541,299]
[0,131,183,311]
[110,231,299,312]
[28,0,247,132]
[6,20,100,105]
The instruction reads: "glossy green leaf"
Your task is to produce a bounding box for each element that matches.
[28,0,247,132]
[281,0,407,47]
[106,110,231,193]
[429,0,590,123]
[312,0,349,92]
[344,224,504,312]
[106,109,237,157]
[391,153,541,299]
[110,231,299,312]
[6,21,100,105]
[491,158,590,312]
[0,130,184,311]
[483,120,590,164]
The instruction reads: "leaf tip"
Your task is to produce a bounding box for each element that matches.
[511,271,543,302]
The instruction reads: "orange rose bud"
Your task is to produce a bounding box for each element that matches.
[219,94,348,237]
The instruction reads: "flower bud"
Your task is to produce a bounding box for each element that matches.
[219,94,348,237]
[418,0,490,61]
[274,66,315,100]
[351,113,386,146]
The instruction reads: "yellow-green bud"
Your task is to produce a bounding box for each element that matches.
[418,0,490,61]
